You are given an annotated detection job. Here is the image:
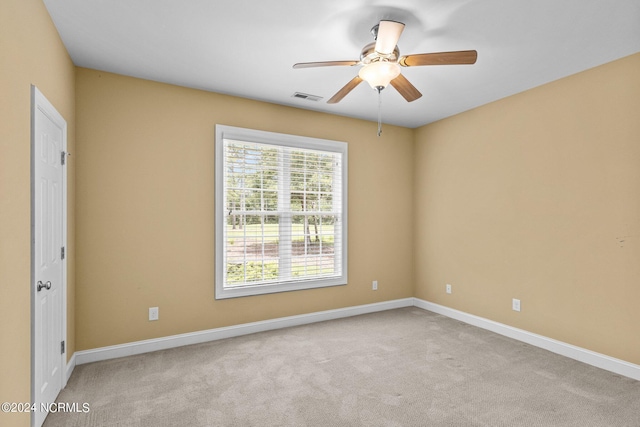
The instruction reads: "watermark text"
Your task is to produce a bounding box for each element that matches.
[2,402,90,413]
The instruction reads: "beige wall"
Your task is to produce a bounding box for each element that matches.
[74,68,415,350]
[414,52,640,365]
[0,0,76,426]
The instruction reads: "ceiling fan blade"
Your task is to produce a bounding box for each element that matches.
[375,20,405,55]
[389,73,422,102]
[327,76,363,104]
[293,60,359,69]
[399,50,478,67]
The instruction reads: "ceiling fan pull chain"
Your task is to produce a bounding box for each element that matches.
[377,87,383,137]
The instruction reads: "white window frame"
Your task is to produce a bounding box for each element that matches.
[215,125,348,299]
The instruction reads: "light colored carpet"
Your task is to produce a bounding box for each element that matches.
[44,308,639,426]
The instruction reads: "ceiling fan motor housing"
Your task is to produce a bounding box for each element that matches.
[360,42,400,65]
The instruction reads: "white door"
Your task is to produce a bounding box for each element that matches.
[32,86,67,427]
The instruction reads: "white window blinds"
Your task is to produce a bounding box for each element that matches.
[215,126,347,299]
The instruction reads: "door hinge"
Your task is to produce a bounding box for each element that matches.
[61,341,65,354]
[61,246,65,260]
[61,151,66,165]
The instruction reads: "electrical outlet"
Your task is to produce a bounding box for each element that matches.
[446,284,452,294]
[512,299,521,312]
[149,307,159,321]
[372,280,378,291]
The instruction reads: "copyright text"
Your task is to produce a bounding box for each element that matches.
[2,402,90,413]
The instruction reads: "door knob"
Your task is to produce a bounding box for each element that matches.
[37,281,52,292]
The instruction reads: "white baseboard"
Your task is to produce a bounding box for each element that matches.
[65,352,76,385]
[413,298,640,381]
[70,297,639,382]
[74,298,414,365]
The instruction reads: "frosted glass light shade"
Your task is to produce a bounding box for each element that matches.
[375,21,405,55]
[359,61,401,89]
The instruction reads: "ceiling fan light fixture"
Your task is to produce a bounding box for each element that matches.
[358,61,401,90]
[374,20,405,55]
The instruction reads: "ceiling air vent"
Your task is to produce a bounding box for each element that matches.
[292,92,323,102]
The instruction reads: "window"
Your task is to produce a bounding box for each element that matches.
[215,125,347,299]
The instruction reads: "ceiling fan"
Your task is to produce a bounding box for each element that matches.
[293,20,478,104]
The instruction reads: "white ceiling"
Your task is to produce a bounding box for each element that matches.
[43,0,640,128]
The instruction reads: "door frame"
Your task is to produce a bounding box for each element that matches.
[30,85,68,426]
